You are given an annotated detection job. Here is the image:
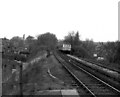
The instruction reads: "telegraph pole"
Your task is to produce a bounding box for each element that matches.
[19,61,23,96]
[15,60,23,96]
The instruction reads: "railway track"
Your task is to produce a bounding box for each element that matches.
[67,54,120,82]
[67,54,120,90]
[54,52,120,96]
[79,57,120,73]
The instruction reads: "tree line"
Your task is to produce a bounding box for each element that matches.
[2,32,58,61]
[63,31,120,65]
[2,31,120,65]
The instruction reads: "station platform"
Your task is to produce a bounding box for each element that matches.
[35,89,79,97]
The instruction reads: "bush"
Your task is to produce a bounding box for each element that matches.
[28,45,47,59]
[72,46,90,58]
[14,54,27,62]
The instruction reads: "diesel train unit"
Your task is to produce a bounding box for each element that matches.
[58,43,71,54]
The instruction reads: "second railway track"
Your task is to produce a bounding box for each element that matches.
[54,52,120,96]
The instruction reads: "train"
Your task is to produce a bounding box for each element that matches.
[57,43,71,54]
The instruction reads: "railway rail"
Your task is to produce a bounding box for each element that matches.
[67,54,120,91]
[67,54,120,82]
[54,52,120,96]
[79,57,120,73]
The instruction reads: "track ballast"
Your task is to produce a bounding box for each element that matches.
[54,52,120,96]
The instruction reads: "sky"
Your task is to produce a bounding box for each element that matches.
[0,0,120,42]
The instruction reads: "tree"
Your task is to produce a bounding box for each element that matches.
[25,35,35,52]
[64,32,74,45]
[37,32,58,50]
[95,41,119,63]
[72,45,90,58]
[64,31,80,47]
[10,36,24,49]
[64,31,77,48]
[113,42,120,63]
[26,35,34,43]
[74,31,80,46]
[103,42,116,62]
[81,39,96,57]
[64,31,90,57]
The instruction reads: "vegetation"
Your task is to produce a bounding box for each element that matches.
[2,32,58,62]
[2,31,120,70]
[63,31,120,67]
[63,31,95,58]
[1,31,120,95]
[37,32,58,50]
[27,32,58,58]
[114,42,120,64]
[96,41,120,64]
[2,32,58,95]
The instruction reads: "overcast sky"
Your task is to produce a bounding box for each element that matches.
[0,0,119,42]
